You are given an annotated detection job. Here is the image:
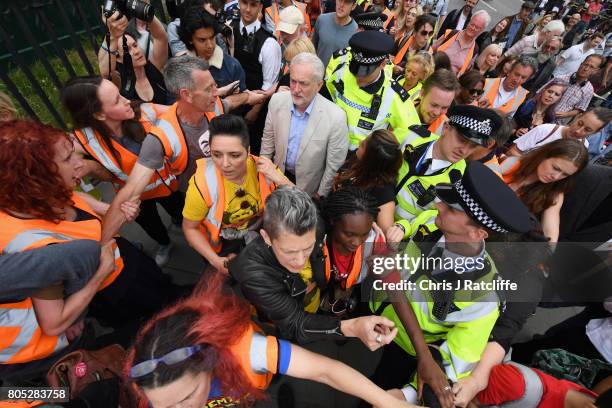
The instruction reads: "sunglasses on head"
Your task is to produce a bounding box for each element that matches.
[469,88,484,96]
[129,345,204,378]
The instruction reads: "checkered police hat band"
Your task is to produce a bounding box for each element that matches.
[449,115,492,137]
[352,51,386,64]
[454,181,508,233]
[360,19,383,29]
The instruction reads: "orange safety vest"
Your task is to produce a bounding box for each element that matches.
[149,99,224,175]
[0,298,68,365]
[230,323,281,390]
[265,1,311,39]
[382,8,395,31]
[499,156,522,185]
[481,77,528,115]
[0,194,123,365]
[0,193,124,290]
[437,29,475,76]
[324,229,380,289]
[73,105,178,201]
[193,156,276,253]
[428,114,448,135]
[393,34,414,65]
[484,154,503,178]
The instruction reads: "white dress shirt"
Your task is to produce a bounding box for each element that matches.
[239,19,282,90]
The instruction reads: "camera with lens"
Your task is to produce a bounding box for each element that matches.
[214,9,237,38]
[103,0,155,22]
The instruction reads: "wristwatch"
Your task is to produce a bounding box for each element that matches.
[101,43,119,57]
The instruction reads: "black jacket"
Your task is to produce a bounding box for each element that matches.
[437,7,473,39]
[229,218,343,344]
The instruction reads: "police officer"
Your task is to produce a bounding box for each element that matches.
[370,160,535,406]
[388,105,502,241]
[325,13,392,85]
[354,11,388,31]
[325,31,420,151]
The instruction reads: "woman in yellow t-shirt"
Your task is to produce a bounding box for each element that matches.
[182,114,292,273]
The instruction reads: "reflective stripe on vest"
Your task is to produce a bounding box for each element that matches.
[0,299,68,364]
[428,114,447,135]
[497,363,544,408]
[0,194,124,290]
[231,323,277,390]
[407,82,422,102]
[395,136,467,222]
[75,127,178,200]
[150,100,223,175]
[500,156,521,184]
[481,78,528,114]
[324,229,378,289]
[437,30,475,76]
[484,155,503,178]
[372,242,500,382]
[140,103,159,124]
[335,64,397,150]
[249,332,269,374]
[193,156,275,253]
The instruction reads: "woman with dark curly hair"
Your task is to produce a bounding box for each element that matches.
[0,120,183,373]
[317,187,388,317]
[125,273,418,408]
[334,129,402,237]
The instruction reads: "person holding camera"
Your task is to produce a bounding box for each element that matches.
[179,6,246,92]
[99,5,169,104]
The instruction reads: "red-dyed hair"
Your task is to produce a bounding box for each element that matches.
[124,272,264,406]
[0,120,73,222]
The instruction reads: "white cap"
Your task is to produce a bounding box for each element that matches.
[278,6,304,34]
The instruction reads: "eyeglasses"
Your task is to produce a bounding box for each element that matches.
[129,345,204,378]
[419,29,433,36]
[469,88,484,96]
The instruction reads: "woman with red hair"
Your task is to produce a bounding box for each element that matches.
[0,120,183,374]
[125,273,420,408]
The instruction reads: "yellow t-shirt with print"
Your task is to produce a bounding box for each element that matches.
[299,259,320,313]
[183,157,263,230]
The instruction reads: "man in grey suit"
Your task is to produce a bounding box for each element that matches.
[261,52,349,197]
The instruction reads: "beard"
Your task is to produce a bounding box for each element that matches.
[536,52,552,64]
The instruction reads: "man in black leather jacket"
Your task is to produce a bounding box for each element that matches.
[229,186,398,348]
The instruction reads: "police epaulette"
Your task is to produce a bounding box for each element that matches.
[408,124,431,139]
[333,47,349,58]
[390,80,409,101]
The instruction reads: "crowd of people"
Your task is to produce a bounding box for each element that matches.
[1,0,612,407]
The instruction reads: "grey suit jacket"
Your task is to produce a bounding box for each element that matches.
[261,91,348,196]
